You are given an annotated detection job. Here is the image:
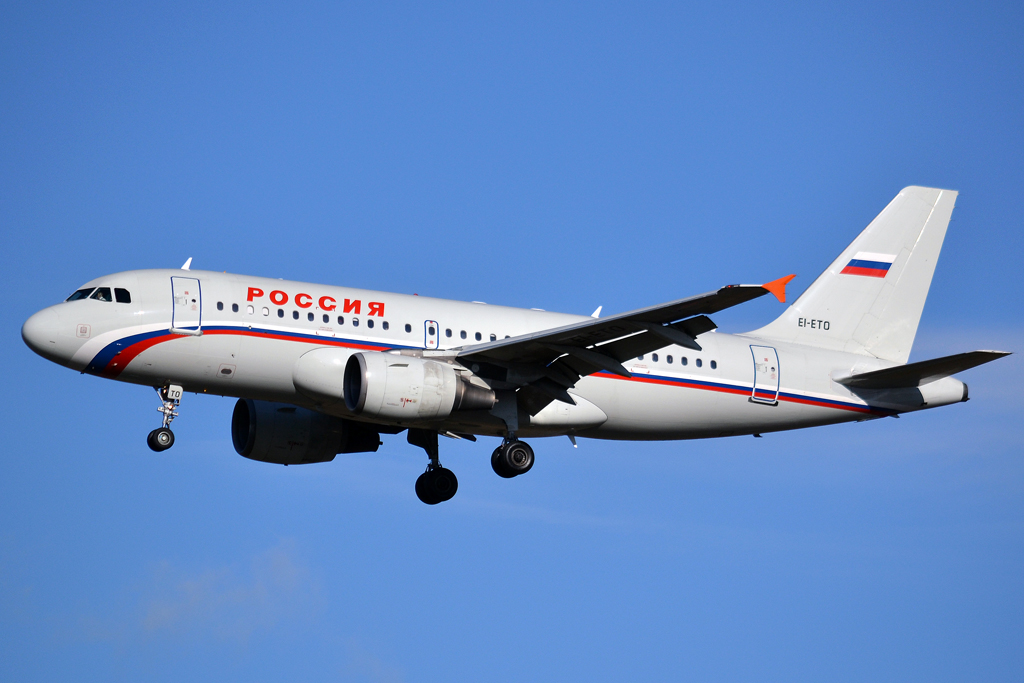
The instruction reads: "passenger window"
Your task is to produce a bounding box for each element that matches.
[460,331,467,339]
[65,288,95,301]
[278,309,284,318]
[490,333,497,341]
[445,329,452,338]
[217,302,224,311]
[667,355,673,364]
[681,357,688,365]
[115,288,132,304]
[292,310,299,320]
[323,314,329,323]
[247,305,254,315]
[353,318,359,327]
[307,312,314,321]
[710,360,717,369]
[405,324,412,333]
[232,303,239,313]
[638,355,644,361]
[652,353,659,362]
[89,287,113,302]
[382,321,389,330]
[261,307,268,316]
[368,319,375,329]
[475,332,482,341]
[338,316,345,325]
[696,358,702,368]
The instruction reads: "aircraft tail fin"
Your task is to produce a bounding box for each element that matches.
[748,186,958,363]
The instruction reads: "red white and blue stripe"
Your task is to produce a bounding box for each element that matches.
[840,251,895,278]
[85,325,893,417]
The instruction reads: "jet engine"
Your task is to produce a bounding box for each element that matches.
[291,347,359,406]
[231,398,382,465]
[344,352,495,421]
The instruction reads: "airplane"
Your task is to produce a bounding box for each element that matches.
[22,186,1010,505]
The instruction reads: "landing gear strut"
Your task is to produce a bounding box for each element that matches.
[408,429,458,505]
[488,390,535,479]
[148,384,182,452]
[491,439,535,478]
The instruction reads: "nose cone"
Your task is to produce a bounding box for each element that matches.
[22,307,63,362]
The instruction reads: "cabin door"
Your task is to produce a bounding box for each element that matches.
[750,345,780,404]
[171,277,202,332]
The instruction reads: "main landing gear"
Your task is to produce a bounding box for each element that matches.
[147,384,183,452]
[491,439,535,479]
[405,426,536,505]
[408,429,458,505]
[488,389,534,479]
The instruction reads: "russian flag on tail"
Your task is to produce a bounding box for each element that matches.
[840,251,895,278]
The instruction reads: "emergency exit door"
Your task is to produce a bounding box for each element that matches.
[171,277,202,333]
[424,320,439,349]
[750,345,780,404]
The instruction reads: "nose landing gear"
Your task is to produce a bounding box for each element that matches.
[147,384,183,452]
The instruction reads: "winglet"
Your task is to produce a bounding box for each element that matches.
[181,257,193,270]
[762,274,796,303]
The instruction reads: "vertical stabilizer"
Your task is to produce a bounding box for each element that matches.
[748,186,957,364]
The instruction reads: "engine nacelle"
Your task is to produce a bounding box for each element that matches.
[231,398,382,465]
[344,352,495,421]
[292,347,359,406]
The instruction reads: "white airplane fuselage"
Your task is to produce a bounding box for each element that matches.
[23,268,968,442]
[23,187,1006,504]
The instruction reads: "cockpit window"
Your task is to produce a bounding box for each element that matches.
[66,288,95,301]
[89,287,113,302]
[114,288,131,303]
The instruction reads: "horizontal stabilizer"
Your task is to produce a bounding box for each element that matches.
[835,350,1011,389]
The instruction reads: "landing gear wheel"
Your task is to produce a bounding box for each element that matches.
[491,446,515,478]
[491,440,534,478]
[415,467,459,505]
[147,427,175,452]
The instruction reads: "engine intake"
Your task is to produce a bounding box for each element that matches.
[292,347,359,406]
[231,398,382,465]
[344,352,495,421]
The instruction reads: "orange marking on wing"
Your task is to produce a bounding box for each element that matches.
[762,274,796,303]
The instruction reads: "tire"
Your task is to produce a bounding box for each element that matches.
[432,467,458,502]
[150,428,174,451]
[416,468,458,504]
[491,446,515,479]
[415,471,439,505]
[501,441,534,476]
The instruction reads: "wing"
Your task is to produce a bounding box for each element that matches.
[457,275,795,414]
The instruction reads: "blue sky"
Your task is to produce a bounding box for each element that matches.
[2,1,1022,681]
